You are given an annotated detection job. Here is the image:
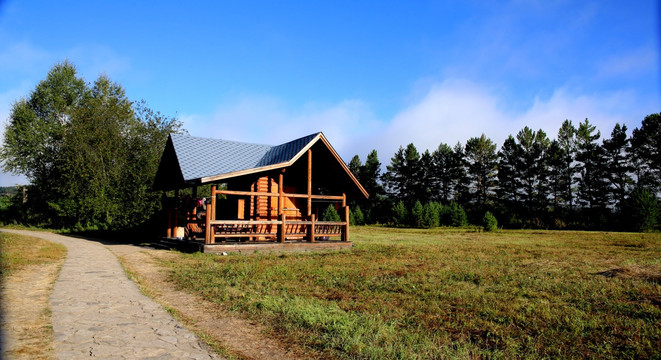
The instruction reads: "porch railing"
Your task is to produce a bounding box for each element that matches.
[203,186,349,244]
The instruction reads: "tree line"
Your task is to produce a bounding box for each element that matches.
[347,115,661,232]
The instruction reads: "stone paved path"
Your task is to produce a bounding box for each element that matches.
[1,230,220,360]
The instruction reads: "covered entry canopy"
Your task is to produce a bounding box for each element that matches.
[153,132,368,199]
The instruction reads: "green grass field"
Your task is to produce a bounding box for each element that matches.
[160,227,661,359]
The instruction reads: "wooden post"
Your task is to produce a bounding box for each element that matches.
[279,213,286,243]
[308,214,316,242]
[173,189,180,238]
[166,205,172,238]
[210,185,216,244]
[278,172,284,216]
[307,149,312,216]
[342,206,350,242]
[342,193,346,207]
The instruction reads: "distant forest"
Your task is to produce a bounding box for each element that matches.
[346,114,661,232]
[1,61,659,232]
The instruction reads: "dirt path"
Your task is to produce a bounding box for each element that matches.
[1,229,219,359]
[2,230,305,360]
[107,243,307,360]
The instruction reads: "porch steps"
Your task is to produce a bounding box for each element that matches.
[152,237,203,253]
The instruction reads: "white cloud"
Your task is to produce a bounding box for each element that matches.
[380,79,650,157]
[181,95,383,162]
[180,78,658,169]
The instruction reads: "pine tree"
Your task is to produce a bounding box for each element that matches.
[497,135,522,221]
[631,113,661,192]
[516,127,550,219]
[464,134,498,215]
[348,155,362,179]
[555,120,578,213]
[383,143,423,205]
[575,119,610,226]
[602,123,633,212]
[431,143,457,203]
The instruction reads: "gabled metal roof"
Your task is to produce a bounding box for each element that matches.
[153,132,368,198]
[154,132,319,187]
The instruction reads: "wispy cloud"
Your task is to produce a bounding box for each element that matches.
[596,44,659,80]
[181,95,382,160]
[180,76,654,167]
[0,42,50,74]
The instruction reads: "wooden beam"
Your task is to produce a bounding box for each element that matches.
[342,193,346,207]
[307,149,312,217]
[215,189,344,201]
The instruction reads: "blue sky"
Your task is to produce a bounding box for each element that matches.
[1,0,659,186]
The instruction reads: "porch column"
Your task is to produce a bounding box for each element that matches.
[279,213,286,243]
[278,172,284,215]
[307,149,312,217]
[308,214,316,242]
[172,189,179,238]
[342,206,350,242]
[205,185,216,244]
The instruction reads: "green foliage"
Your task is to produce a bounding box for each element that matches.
[0,61,183,230]
[391,200,407,226]
[350,206,365,225]
[322,204,341,222]
[439,201,468,227]
[383,143,424,204]
[422,202,440,228]
[603,123,633,211]
[410,200,423,227]
[482,211,498,231]
[628,188,659,232]
[464,134,498,212]
[631,113,661,191]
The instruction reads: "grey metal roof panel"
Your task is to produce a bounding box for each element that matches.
[256,133,319,166]
[170,132,320,182]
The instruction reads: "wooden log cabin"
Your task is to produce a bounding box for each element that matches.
[153,132,368,252]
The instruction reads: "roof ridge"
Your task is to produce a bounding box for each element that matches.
[170,131,322,148]
[170,132,274,149]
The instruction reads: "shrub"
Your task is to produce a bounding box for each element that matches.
[483,211,498,231]
[350,206,365,225]
[411,201,424,227]
[322,204,341,222]
[391,200,407,227]
[422,202,440,228]
[440,202,468,227]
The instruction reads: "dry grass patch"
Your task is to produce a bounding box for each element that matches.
[0,232,67,359]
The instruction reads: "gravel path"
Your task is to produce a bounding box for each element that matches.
[1,229,220,360]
